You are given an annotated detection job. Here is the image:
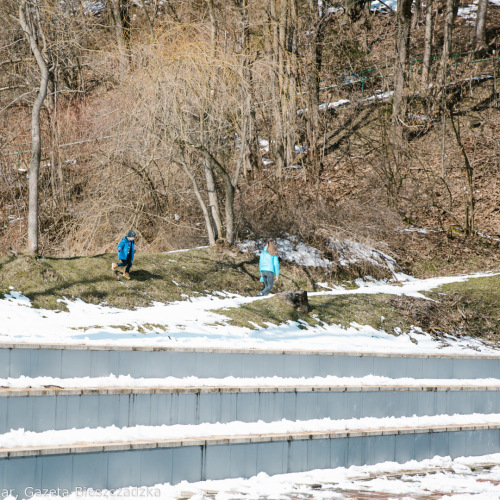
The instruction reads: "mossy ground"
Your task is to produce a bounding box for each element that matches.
[0,246,376,311]
[219,275,500,338]
[0,247,497,340]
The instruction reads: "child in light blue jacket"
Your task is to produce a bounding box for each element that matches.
[257,240,279,296]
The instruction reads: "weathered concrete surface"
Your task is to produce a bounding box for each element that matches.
[1,343,499,379]
[1,385,499,433]
[1,424,500,498]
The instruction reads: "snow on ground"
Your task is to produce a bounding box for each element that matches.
[4,373,500,390]
[238,237,332,268]
[0,271,498,353]
[8,454,500,499]
[3,413,500,449]
[239,236,398,273]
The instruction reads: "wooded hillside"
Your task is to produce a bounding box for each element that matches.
[1,0,499,261]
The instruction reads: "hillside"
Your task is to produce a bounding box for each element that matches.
[0,0,499,258]
[0,238,498,343]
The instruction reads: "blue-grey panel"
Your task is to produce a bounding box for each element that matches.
[198,393,217,424]
[329,437,348,469]
[118,351,146,378]
[78,394,99,428]
[283,392,298,422]
[130,394,152,427]
[148,393,160,427]
[32,396,56,432]
[172,446,203,484]
[170,352,197,378]
[255,392,274,422]
[400,357,423,378]
[307,438,331,470]
[465,429,499,456]
[298,355,320,378]
[263,355,286,377]
[361,391,386,418]
[287,439,308,473]
[429,431,449,458]
[220,393,237,423]
[346,435,364,466]
[40,454,73,490]
[90,350,116,377]
[143,352,169,378]
[3,456,42,498]
[140,448,172,486]
[230,443,258,478]
[6,396,31,433]
[256,441,286,476]
[414,432,431,461]
[448,430,466,458]
[71,451,108,490]
[60,350,89,378]
[33,349,62,378]
[63,396,82,429]
[107,449,142,489]
[318,354,338,377]
[97,394,118,428]
[394,433,415,463]
[0,349,10,378]
[205,443,231,480]
[299,392,319,421]
[9,349,33,378]
[416,391,436,417]
[328,392,346,420]
[364,435,395,465]
[345,392,363,419]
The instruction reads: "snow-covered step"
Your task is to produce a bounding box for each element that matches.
[2,421,500,497]
[3,343,500,379]
[2,384,500,434]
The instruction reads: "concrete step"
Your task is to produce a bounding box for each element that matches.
[2,422,500,497]
[2,343,500,379]
[1,384,500,433]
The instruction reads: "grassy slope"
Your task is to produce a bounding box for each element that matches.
[0,244,498,339]
[221,274,500,338]
[0,247,366,310]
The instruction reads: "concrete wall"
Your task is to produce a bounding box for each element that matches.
[1,386,499,433]
[2,425,499,498]
[2,344,500,379]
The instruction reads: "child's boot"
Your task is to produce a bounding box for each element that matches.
[123,272,131,280]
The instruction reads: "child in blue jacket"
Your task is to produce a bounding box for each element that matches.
[112,230,136,279]
[257,240,279,296]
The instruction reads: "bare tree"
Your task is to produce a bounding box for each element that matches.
[130,27,246,245]
[448,107,475,235]
[474,0,488,51]
[391,0,413,133]
[439,0,457,88]
[108,0,131,73]
[421,0,433,89]
[18,0,50,255]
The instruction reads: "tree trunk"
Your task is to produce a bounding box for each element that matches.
[448,108,475,235]
[391,0,413,132]
[421,0,433,89]
[178,152,216,246]
[439,0,456,87]
[18,0,50,256]
[270,0,285,175]
[204,160,223,239]
[474,0,488,51]
[109,0,130,73]
[200,149,237,245]
[235,0,260,178]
